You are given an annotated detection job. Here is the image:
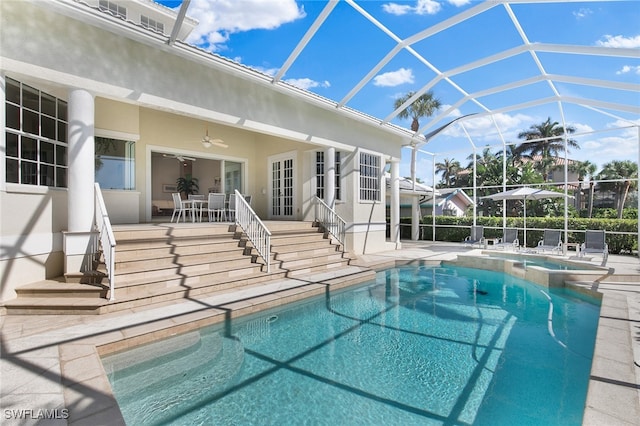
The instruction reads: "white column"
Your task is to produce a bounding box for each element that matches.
[325,147,336,208]
[390,159,401,247]
[63,89,96,276]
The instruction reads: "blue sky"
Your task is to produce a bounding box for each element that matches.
[158,0,640,185]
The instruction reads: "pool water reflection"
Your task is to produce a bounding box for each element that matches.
[102,264,600,425]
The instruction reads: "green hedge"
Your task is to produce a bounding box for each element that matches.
[399,216,638,254]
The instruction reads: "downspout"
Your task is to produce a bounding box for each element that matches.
[411,144,419,241]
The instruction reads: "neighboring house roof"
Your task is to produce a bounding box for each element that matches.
[436,188,474,208]
[521,156,579,168]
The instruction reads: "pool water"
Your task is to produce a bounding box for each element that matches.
[102,265,600,425]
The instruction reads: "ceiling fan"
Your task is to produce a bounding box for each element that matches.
[201,128,228,148]
[163,154,196,162]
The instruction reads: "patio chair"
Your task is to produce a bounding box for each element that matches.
[207,193,226,222]
[227,193,237,222]
[495,228,519,250]
[463,226,484,248]
[581,230,609,266]
[188,194,205,221]
[170,193,191,223]
[537,229,562,254]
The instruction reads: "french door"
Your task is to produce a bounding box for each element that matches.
[269,153,295,219]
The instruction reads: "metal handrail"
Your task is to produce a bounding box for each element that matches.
[314,196,346,251]
[234,189,271,272]
[94,183,116,301]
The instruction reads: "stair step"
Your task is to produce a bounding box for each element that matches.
[114,240,244,261]
[15,281,108,298]
[112,223,233,240]
[111,260,264,287]
[113,249,248,273]
[275,252,347,270]
[3,297,106,315]
[273,246,339,261]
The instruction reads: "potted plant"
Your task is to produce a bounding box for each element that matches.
[176,176,199,198]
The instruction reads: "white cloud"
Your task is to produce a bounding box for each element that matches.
[374,68,414,87]
[184,0,305,52]
[572,8,593,19]
[596,34,640,48]
[284,78,331,90]
[440,112,532,142]
[415,0,442,15]
[250,65,279,77]
[447,0,470,7]
[383,0,441,16]
[382,3,413,16]
[616,65,640,75]
[564,119,639,169]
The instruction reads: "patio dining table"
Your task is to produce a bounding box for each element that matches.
[189,199,207,222]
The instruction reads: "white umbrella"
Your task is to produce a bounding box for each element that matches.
[481,187,573,247]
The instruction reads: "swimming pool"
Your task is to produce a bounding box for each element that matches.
[102,264,600,425]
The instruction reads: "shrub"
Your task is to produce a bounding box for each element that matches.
[412,216,638,254]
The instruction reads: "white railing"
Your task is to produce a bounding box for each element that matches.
[94,183,116,301]
[234,190,271,273]
[314,196,346,251]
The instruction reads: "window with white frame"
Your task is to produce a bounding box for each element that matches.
[99,0,126,19]
[359,151,381,201]
[5,77,68,187]
[141,15,164,33]
[315,151,342,200]
[95,137,136,190]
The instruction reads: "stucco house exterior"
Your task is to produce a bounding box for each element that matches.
[0,0,412,303]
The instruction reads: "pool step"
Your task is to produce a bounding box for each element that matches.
[565,275,640,294]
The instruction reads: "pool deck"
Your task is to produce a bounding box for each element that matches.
[1,241,639,425]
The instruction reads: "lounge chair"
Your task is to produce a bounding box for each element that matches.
[537,229,562,254]
[463,226,484,248]
[495,228,519,250]
[581,230,609,266]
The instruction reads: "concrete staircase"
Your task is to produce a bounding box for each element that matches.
[3,221,374,315]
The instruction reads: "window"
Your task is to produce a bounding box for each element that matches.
[141,15,164,33]
[5,78,68,187]
[315,151,325,198]
[359,152,380,201]
[95,137,136,190]
[99,0,126,19]
[315,151,342,200]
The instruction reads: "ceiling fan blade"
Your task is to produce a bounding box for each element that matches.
[211,140,228,148]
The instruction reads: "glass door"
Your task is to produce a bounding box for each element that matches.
[269,153,295,219]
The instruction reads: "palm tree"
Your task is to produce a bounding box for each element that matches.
[596,160,638,218]
[569,160,597,216]
[435,158,460,187]
[394,91,442,132]
[516,117,579,181]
